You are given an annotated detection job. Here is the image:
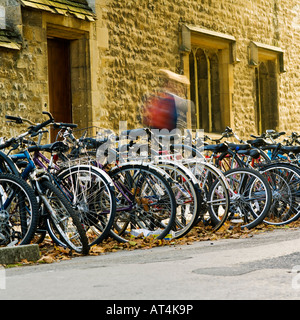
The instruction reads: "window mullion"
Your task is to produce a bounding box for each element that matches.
[192,48,200,129]
[206,53,212,133]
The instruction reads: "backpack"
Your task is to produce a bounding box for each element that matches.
[142,92,177,130]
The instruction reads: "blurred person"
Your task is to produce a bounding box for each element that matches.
[142,69,190,132]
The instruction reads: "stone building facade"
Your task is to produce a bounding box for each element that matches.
[0,0,299,141]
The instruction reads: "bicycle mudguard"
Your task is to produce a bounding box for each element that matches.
[57,164,115,188]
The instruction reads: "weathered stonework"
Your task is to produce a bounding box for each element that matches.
[94,0,300,138]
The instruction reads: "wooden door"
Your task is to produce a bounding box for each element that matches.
[47,38,72,141]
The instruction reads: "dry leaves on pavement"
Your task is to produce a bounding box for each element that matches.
[35,219,300,265]
[4,219,300,267]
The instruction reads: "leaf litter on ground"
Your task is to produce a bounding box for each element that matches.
[3,219,300,267]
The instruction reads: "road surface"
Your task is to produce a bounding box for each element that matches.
[1,227,300,302]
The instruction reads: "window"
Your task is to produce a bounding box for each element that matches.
[189,48,222,132]
[181,25,237,133]
[0,4,21,50]
[249,41,285,134]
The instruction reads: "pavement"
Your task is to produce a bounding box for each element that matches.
[1,227,300,301]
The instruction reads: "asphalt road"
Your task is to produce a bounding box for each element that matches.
[1,227,300,302]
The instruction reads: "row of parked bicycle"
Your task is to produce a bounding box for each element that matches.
[0,111,299,256]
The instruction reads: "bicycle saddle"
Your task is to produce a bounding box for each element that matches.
[246,138,266,147]
[203,143,228,153]
[279,145,300,154]
[237,148,261,159]
[227,143,251,151]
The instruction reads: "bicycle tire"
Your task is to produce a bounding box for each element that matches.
[0,173,39,246]
[39,179,89,255]
[108,163,176,242]
[155,159,203,238]
[259,162,300,225]
[214,168,272,229]
[182,159,230,230]
[57,165,116,246]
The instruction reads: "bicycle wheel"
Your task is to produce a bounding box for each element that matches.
[259,163,300,225]
[57,165,116,246]
[0,173,39,246]
[39,179,89,255]
[214,168,272,229]
[182,159,230,231]
[155,159,203,239]
[108,163,176,241]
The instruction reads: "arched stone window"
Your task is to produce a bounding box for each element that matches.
[189,48,221,132]
[256,61,279,133]
[250,41,284,133]
[181,25,237,133]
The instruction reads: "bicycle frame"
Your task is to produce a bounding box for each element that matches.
[18,148,120,223]
[9,150,35,180]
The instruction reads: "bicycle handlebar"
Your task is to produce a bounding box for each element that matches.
[5,111,54,134]
[0,138,15,150]
[288,132,300,140]
[251,131,285,140]
[29,111,54,134]
[203,127,244,144]
[1,112,55,150]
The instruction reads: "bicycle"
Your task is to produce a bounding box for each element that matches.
[7,115,118,248]
[104,128,205,238]
[204,127,300,226]
[1,113,90,254]
[0,172,39,247]
[96,127,230,232]
[44,124,178,242]
[170,128,273,229]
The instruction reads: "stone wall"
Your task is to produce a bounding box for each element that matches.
[95,0,300,137]
[0,6,93,139]
[0,10,48,138]
[97,0,183,130]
